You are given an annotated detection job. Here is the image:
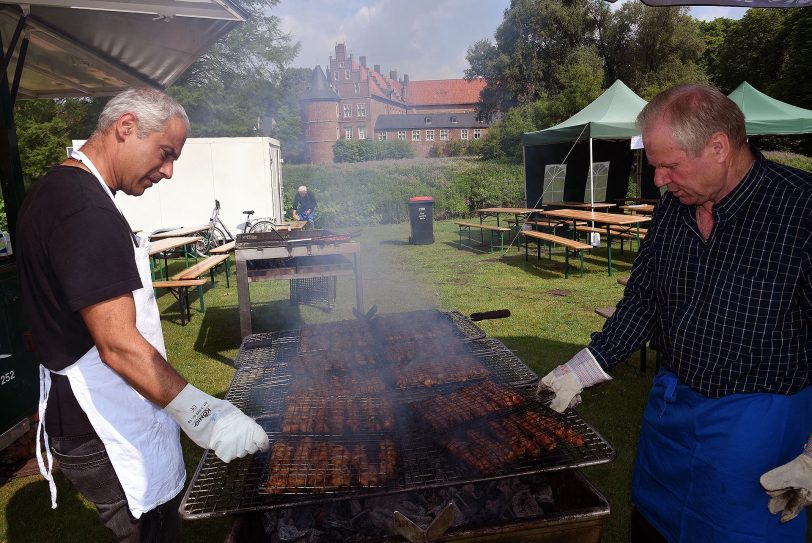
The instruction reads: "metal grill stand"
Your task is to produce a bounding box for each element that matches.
[289,277,337,310]
[235,230,363,338]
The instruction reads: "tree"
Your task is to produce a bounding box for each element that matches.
[168,0,300,137]
[697,17,737,90]
[266,67,311,163]
[465,0,609,116]
[710,9,790,95]
[14,98,103,185]
[601,3,706,99]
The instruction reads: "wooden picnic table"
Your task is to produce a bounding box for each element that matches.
[149,236,202,279]
[619,204,655,215]
[540,209,651,276]
[614,197,661,205]
[150,225,211,239]
[476,207,544,228]
[545,201,617,211]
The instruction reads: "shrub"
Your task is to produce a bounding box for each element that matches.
[763,151,812,172]
[332,139,414,163]
[282,158,524,227]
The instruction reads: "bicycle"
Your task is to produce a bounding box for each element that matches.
[195,200,278,256]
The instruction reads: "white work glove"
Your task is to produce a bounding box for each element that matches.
[536,348,611,412]
[165,384,269,463]
[760,436,812,523]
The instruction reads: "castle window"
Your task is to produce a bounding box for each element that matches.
[461,129,469,140]
[412,130,420,141]
[450,116,458,124]
[398,131,406,141]
[343,104,352,118]
[474,129,482,139]
[344,70,350,80]
[378,133,387,141]
[345,128,352,139]
[424,117,432,125]
[426,130,435,141]
[354,83,360,94]
[440,129,449,141]
[358,126,367,139]
[333,71,338,81]
[356,103,366,117]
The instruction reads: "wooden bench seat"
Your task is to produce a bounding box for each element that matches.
[209,240,235,254]
[172,254,230,286]
[454,221,512,252]
[573,225,645,252]
[152,279,207,325]
[519,230,592,278]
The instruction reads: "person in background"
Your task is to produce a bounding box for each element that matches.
[538,84,811,542]
[293,185,317,227]
[17,88,269,542]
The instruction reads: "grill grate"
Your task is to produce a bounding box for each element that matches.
[180,313,613,520]
[181,386,613,519]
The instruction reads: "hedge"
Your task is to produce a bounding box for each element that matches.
[282,158,525,228]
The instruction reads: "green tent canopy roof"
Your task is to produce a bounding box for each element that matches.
[522,80,647,146]
[728,82,812,135]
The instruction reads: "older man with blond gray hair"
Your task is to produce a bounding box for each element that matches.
[539,84,811,542]
[17,88,268,541]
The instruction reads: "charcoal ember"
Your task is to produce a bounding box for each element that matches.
[511,488,544,517]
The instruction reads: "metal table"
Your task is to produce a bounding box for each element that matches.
[235,231,364,338]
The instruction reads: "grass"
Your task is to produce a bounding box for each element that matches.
[0,220,806,541]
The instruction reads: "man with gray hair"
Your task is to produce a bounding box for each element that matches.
[17,88,269,541]
[539,84,811,542]
[292,185,317,227]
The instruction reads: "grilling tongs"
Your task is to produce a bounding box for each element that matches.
[394,502,457,543]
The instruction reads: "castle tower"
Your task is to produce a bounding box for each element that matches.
[299,65,340,164]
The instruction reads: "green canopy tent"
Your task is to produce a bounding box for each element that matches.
[728,81,812,135]
[522,80,655,208]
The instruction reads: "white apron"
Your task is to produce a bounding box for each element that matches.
[35,151,185,518]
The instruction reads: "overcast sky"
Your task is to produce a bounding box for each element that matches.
[273,0,748,81]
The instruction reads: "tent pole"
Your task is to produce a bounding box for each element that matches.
[588,137,595,207]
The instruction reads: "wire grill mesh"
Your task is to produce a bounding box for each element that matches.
[180,313,614,519]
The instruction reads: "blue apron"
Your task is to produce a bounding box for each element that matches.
[632,370,812,543]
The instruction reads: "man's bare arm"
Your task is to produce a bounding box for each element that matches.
[80,293,186,406]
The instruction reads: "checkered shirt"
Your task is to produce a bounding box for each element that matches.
[588,149,811,398]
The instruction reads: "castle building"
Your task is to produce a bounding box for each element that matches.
[299,43,489,163]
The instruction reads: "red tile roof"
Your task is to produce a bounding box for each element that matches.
[404,79,485,107]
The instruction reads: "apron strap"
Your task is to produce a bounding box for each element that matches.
[35,364,57,509]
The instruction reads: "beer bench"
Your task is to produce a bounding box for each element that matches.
[454,221,511,252]
[574,225,645,252]
[172,254,231,288]
[519,230,592,278]
[153,255,230,325]
[152,279,207,325]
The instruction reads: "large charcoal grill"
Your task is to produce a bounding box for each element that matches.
[180,310,615,521]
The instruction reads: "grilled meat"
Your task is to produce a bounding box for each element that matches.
[264,438,396,493]
[291,372,386,395]
[414,381,525,431]
[282,395,395,434]
[393,354,491,389]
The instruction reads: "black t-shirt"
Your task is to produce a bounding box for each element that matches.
[17,165,142,437]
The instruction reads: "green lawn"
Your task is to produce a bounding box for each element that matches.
[1,219,806,541]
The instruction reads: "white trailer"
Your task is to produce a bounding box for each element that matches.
[70,137,285,234]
